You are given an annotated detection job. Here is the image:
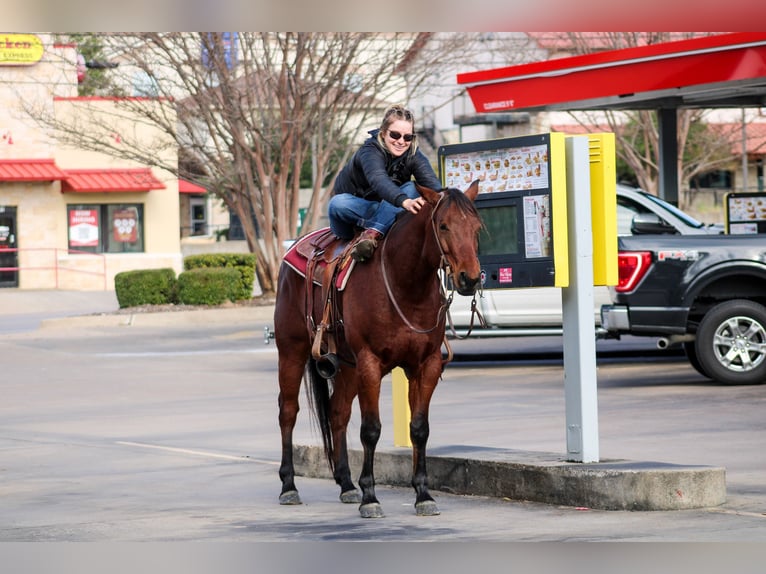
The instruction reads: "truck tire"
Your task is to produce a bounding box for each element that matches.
[683,341,710,379]
[695,299,766,385]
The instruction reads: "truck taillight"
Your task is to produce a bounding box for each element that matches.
[616,251,653,293]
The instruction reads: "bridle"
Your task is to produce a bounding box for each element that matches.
[380,192,484,338]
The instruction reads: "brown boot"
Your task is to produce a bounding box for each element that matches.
[351,229,383,262]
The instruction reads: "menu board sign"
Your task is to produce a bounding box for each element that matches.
[438,133,567,289]
[726,192,766,234]
[442,143,550,194]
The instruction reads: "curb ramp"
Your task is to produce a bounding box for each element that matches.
[294,444,726,511]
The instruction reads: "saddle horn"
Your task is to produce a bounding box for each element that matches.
[315,353,340,379]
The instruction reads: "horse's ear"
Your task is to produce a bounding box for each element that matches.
[464,179,480,201]
[416,183,441,205]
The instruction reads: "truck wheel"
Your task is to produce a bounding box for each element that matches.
[695,299,766,385]
[683,341,710,379]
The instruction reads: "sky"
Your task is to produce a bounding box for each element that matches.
[6,0,766,32]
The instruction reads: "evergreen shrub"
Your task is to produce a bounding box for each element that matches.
[176,267,241,306]
[114,268,177,308]
[183,253,256,301]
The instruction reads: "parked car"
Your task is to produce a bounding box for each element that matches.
[448,184,723,337]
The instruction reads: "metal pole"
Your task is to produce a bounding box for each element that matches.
[561,136,600,463]
[658,108,679,205]
[391,367,412,447]
[742,108,749,192]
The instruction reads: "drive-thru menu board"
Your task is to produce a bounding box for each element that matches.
[442,142,550,193]
[726,192,766,234]
[438,133,568,289]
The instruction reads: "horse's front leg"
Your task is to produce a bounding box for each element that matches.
[408,355,442,516]
[356,362,384,518]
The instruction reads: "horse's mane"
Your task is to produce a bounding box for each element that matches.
[438,186,480,218]
[393,186,480,227]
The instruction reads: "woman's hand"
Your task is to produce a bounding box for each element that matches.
[402,197,425,214]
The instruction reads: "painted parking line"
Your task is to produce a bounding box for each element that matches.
[116,440,279,466]
[96,347,277,357]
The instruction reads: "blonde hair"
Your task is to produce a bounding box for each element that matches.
[377,104,418,154]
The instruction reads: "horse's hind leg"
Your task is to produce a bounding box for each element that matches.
[334,433,361,503]
[330,371,361,503]
[277,353,306,505]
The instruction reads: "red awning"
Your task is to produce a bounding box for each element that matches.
[0,159,67,181]
[458,32,766,113]
[178,179,207,194]
[61,168,166,193]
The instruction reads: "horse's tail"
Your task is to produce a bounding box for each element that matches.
[305,358,335,473]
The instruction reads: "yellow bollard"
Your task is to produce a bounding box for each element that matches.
[391,367,411,447]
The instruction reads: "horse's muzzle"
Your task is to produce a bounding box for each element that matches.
[455,271,480,296]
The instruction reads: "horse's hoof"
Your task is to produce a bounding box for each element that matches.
[359,502,385,518]
[415,500,440,516]
[279,490,302,505]
[340,489,361,504]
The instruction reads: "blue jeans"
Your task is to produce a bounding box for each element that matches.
[328,181,419,239]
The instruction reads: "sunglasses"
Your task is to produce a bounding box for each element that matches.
[388,130,415,142]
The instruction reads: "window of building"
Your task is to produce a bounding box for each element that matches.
[132,70,160,97]
[190,197,207,235]
[690,170,733,189]
[67,204,144,253]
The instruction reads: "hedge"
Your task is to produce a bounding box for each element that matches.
[176,267,241,306]
[114,268,177,308]
[183,253,256,301]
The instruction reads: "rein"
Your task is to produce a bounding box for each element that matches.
[381,192,473,336]
[380,194,450,334]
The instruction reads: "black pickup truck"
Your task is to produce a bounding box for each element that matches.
[600,233,766,385]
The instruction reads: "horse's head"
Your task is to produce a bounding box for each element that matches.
[416,180,482,296]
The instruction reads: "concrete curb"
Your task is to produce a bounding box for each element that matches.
[293,444,726,511]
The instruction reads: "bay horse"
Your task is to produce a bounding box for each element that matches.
[275,180,481,518]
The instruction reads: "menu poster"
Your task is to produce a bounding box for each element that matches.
[522,195,551,259]
[113,208,139,243]
[726,193,766,234]
[443,143,550,194]
[69,209,99,247]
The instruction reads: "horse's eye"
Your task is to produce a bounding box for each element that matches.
[439,223,448,231]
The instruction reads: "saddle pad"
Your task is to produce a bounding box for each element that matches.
[283,228,356,290]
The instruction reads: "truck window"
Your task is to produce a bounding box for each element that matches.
[616,198,653,235]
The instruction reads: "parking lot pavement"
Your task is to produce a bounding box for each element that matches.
[0,292,766,542]
[1,291,765,543]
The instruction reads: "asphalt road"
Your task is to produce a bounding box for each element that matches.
[1,298,765,547]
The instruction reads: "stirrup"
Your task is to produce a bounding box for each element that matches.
[351,229,382,262]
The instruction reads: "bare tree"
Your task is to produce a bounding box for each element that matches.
[29,32,480,295]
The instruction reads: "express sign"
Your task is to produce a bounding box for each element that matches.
[0,34,44,66]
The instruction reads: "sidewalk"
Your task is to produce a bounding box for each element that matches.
[0,289,275,331]
[0,288,119,316]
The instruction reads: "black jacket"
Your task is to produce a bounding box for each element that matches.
[332,130,441,207]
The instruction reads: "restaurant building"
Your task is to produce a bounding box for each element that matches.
[0,34,199,290]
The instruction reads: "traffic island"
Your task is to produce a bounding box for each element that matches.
[293,444,726,511]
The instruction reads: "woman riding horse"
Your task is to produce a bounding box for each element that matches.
[328,104,442,263]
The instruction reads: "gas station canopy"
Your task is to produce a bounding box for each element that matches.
[457,32,766,203]
[458,33,766,113]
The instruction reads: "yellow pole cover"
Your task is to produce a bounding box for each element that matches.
[588,133,618,286]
